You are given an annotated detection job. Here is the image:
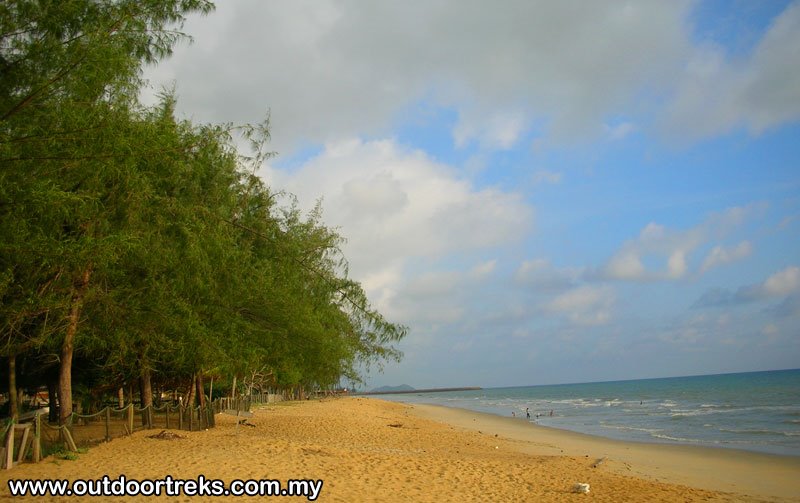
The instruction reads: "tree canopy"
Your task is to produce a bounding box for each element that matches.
[0,0,406,421]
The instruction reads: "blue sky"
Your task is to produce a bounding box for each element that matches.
[144,0,800,388]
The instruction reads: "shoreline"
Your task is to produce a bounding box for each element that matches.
[404,400,800,500]
[1,397,798,501]
[376,395,800,459]
[397,398,800,457]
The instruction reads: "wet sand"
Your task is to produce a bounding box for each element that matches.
[1,397,798,502]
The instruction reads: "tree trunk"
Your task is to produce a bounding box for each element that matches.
[185,373,195,408]
[118,387,124,408]
[59,267,91,425]
[196,372,206,408]
[8,353,18,420]
[230,375,237,399]
[140,367,152,427]
[141,368,153,408]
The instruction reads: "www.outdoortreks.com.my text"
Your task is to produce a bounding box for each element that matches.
[7,474,323,499]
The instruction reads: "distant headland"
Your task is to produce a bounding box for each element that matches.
[357,385,482,395]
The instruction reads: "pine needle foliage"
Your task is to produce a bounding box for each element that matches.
[0,0,405,417]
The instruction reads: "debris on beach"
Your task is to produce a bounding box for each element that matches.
[572,483,590,494]
[146,430,186,440]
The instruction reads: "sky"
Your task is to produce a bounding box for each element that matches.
[143,0,800,389]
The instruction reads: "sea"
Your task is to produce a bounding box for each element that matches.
[379,368,800,457]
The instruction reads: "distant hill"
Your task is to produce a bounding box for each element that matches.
[370,384,415,393]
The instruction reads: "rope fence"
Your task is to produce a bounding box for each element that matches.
[1,393,284,469]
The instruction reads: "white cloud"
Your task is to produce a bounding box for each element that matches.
[341,172,408,218]
[599,205,760,281]
[762,266,800,297]
[142,1,800,156]
[700,241,753,273]
[601,221,700,281]
[694,265,800,308]
[664,2,800,139]
[145,0,692,155]
[667,249,688,279]
[388,260,500,326]
[734,266,800,303]
[545,285,615,326]
[604,250,647,280]
[263,137,532,312]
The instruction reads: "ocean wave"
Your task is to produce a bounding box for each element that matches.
[669,407,738,417]
[649,433,768,447]
[599,423,662,434]
[698,403,738,409]
[562,399,604,408]
[650,432,705,443]
[665,405,798,417]
[669,409,710,418]
[718,428,782,436]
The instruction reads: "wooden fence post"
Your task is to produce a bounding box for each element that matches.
[62,427,77,452]
[17,424,31,464]
[105,407,111,442]
[127,405,134,435]
[33,414,41,463]
[4,418,14,470]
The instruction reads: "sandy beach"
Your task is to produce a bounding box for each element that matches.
[1,397,798,502]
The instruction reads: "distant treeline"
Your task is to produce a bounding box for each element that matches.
[0,1,406,424]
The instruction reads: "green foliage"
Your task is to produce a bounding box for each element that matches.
[42,444,84,461]
[0,0,405,409]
